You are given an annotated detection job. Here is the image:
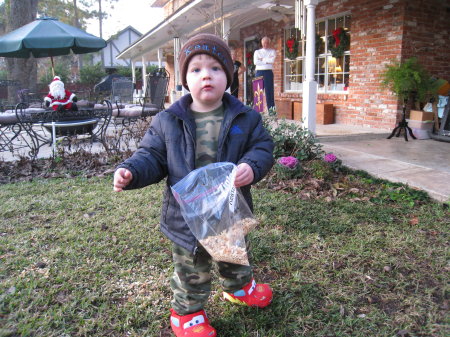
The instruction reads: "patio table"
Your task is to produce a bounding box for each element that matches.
[0,109,23,153]
[15,101,113,158]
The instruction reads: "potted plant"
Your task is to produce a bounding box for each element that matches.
[381,57,439,140]
[381,57,436,110]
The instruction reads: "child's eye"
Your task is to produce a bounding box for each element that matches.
[191,68,200,73]
[212,66,221,71]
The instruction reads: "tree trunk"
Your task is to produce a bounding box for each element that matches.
[99,0,104,67]
[6,0,39,101]
[73,0,83,72]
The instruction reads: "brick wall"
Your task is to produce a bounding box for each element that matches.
[238,0,450,129]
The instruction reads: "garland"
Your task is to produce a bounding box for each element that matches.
[328,27,350,58]
[285,37,299,60]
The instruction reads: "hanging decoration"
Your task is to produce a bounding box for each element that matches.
[285,37,299,60]
[328,27,350,58]
[246,51,253,66]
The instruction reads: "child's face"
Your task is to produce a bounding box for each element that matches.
[186,54,227,111]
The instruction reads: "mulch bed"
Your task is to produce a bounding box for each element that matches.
[0,150,376,202]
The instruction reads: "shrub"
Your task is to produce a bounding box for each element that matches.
[39,63,70,84]
[263,108,323,161]
[79,63,107,85]
[308,159,334,180]
[115,65,159,81]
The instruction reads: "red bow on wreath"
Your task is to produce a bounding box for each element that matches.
[332,27,343,46]
[246,52,252,65]
[286,38,295,53]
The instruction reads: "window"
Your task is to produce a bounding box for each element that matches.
[284,14,351,93]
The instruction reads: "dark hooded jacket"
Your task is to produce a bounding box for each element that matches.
[117,92,274,253]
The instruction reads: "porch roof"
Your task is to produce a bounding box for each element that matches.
[116,0,297,62]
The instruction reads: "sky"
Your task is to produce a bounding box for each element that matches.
[86,0,164,40]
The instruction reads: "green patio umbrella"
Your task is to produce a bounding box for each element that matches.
[0,16,106,76]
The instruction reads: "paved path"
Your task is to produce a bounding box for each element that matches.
[317,130,450,202]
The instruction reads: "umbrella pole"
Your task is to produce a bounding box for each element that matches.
[50,56,55,77]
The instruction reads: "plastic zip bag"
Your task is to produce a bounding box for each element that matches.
[171,162,258,265]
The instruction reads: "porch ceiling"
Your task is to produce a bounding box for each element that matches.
[117,0,300,62]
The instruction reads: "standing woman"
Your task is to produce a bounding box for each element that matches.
[230,48,246,99]
[254,36,276,110]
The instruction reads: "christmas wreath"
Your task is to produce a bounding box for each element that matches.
[285,37,299,60]
[328,27,350,58]
[246,51,253,66]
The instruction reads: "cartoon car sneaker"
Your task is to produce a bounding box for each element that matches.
[223,279,272,308]
[170,308,217,337]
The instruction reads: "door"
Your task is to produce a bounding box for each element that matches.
[244,37,261,106]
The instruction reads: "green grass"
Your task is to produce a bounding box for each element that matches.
[1,175,449,336]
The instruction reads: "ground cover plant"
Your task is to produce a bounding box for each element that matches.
[1,164,448,336]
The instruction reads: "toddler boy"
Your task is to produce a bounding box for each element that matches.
[113,33,274,337]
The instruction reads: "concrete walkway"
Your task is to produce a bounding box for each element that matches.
[316,124,450,203]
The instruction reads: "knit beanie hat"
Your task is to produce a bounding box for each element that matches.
[179,33,233,91]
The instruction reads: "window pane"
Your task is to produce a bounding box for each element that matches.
[336,16,344,29]
[344,55,350,72]
[344,74,350,91]
[283,14,350,94]
[285,59,303,91]
[327,18,335,35]
[317,21,325,37]
[345,15,351,30]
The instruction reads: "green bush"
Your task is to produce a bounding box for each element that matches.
[79,63,107,85]
[308,159,334,180]
[0,69,7,80]
[263,108,324,161]
[115,65,160,81]
[39,63,70,84]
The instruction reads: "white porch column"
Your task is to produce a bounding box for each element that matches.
[131,60,136,83]
[302,0,318,134]
[157,48,163,68]
[142,56,147,96]
[174,37,181,91]
[222,18,231,42]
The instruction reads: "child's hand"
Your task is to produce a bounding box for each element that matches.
[113,168,133,192]
[234,163,254,187]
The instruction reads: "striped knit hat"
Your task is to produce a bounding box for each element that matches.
[179,33,233,91]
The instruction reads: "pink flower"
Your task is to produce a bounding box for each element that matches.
[278,156,299,169]
[324,153,337,163]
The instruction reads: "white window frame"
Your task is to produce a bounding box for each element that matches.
[283,13,351,94]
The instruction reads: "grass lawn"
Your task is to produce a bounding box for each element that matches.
[1,174,448,336]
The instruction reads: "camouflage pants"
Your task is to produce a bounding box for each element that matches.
[170,241,253,315]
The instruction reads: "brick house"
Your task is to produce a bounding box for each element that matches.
[117,0,450,130]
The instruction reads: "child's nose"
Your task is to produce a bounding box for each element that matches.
[201,68,212,79]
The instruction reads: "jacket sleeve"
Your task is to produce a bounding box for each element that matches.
[116,114,168,189]
[238,110,274,184]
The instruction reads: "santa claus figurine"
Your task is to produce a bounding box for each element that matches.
[44,76,78,111]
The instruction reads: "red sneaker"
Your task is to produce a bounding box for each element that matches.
[223,279,272,308]
[170,308,217,337]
